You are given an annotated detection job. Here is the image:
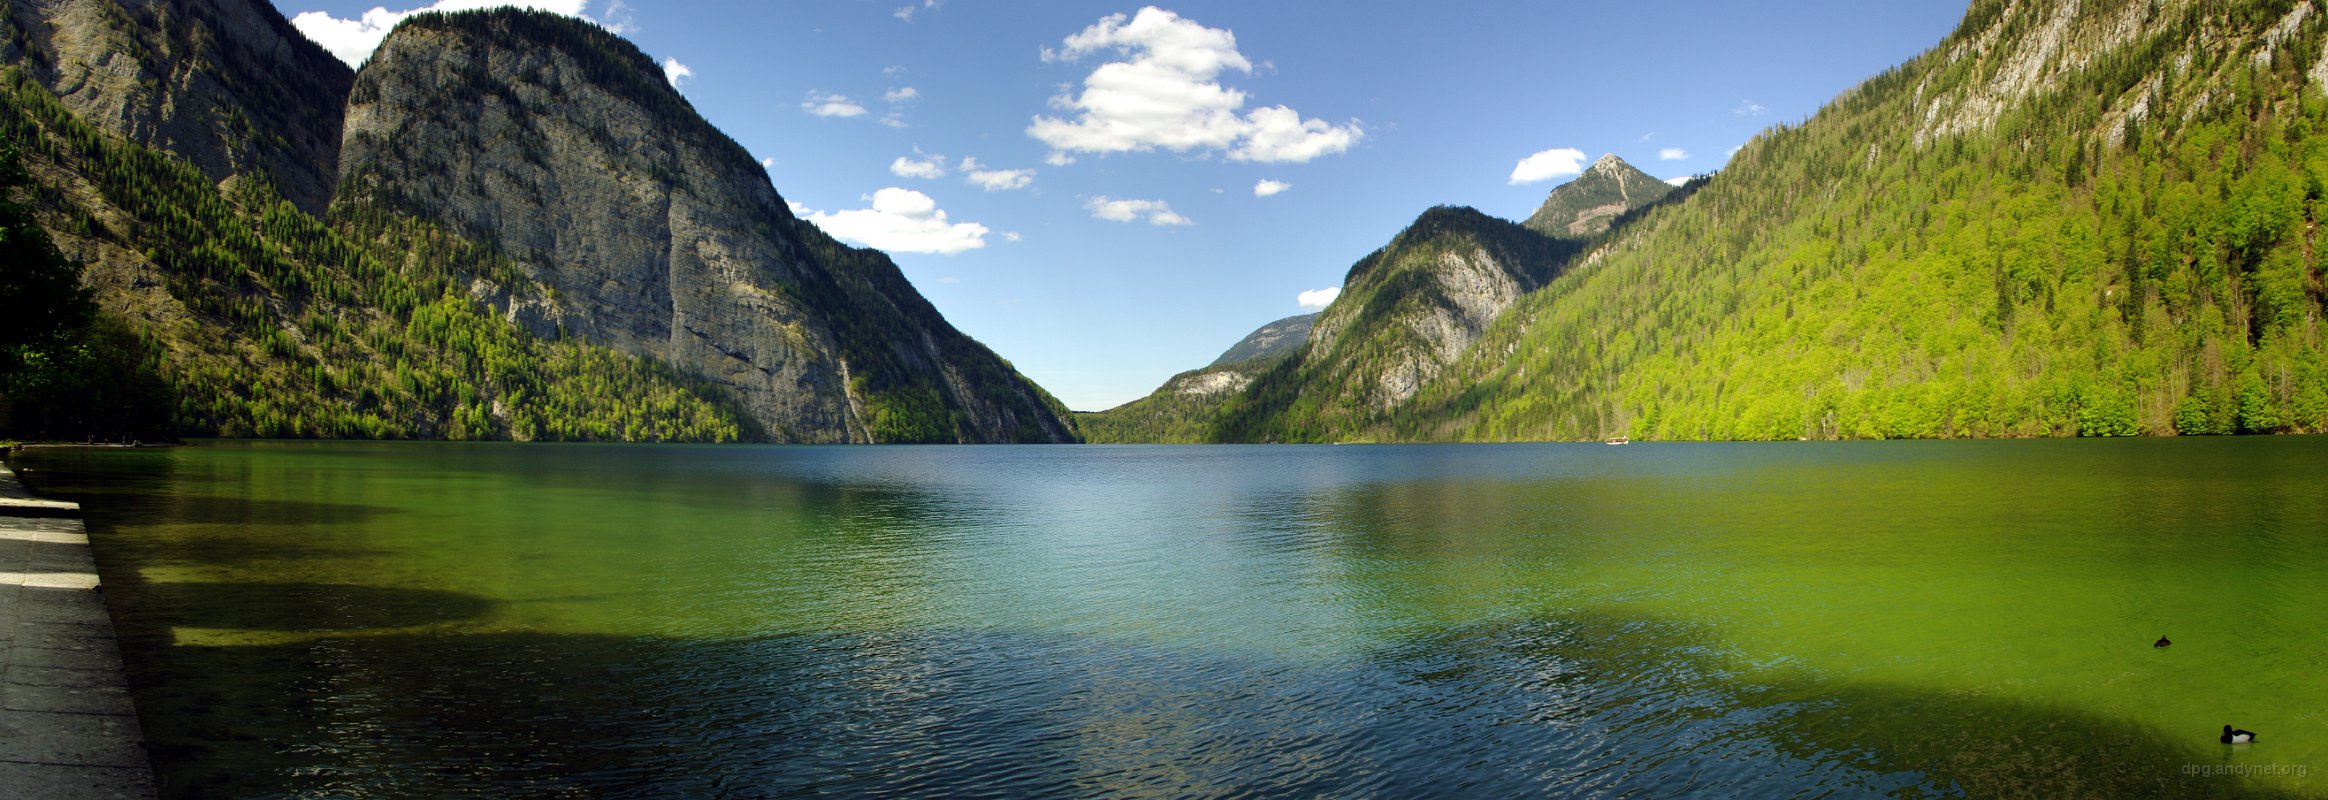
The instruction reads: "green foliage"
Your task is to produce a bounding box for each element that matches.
[1212,207,1584,442]
[0,67,756,442]
[1264,0,2328,443]
[0,144,92,372]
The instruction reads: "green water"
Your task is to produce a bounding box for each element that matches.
[16,438,2328,797]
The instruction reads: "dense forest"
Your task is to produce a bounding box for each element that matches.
[1194,0,2328,443]
[0,67,755,442]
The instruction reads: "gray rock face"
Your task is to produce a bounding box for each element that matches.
[339,11,1074,443]
[1208,313,1315,368]
[0,0,353,213]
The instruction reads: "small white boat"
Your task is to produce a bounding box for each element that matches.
[1605,436,1629,445]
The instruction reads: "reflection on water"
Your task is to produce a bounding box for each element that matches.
[18,438,2328,798]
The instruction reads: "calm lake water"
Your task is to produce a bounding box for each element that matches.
[15,439,2328,798]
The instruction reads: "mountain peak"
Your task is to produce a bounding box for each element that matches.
[1522,153,1675,238]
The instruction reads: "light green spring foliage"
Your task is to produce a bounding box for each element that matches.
[1375,0,2328,442]
[0,68,755,442]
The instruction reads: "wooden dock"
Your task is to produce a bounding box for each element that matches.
[0,461,157,799]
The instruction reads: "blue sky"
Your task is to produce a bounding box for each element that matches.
[276,0,1969,411]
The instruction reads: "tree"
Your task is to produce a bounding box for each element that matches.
[0,146,93,374]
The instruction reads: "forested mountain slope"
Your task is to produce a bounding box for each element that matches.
[0,1,1076,443]
[1078,313,1315,444]
[1210,206,1586,441]
[1524,153,1677,238]
[1297,0,2328,442]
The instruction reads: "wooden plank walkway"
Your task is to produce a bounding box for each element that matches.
[0,461,157,799]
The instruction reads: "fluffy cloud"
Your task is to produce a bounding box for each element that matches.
[1664,175,1693,187]
[890,152,947,179]
[802,91,868,118]
[1029,8,1360,164]
[290,0,589,66]
[1658,147,1688,161]
[759,157,776,169]
[1297,286,1340,310]
[884,87,920,103]
[799,188,989,255]
[1734,99,1767,116]
[959,158,1034,191]
[1087,196,1191,226]
[1509,147,1587,185]
[662,57,692,90]
[1252,179,1289,197]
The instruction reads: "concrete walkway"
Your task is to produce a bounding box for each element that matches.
[0,461,157,799]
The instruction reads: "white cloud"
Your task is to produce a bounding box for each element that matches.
[598,0,634,33]
[880,113,908,129]
[1028,8,1361,164]
[1734,99,1767,116]
[1508,147,1587,185]
[662,57,692,90]
[802,91,868,118]
[799,188,989,255]
[1657,147,1688,161]
[760,156,776,169]
[1252,179,1289,197]
[1044,152,1078,167]
[890,152,947,179]
[290,0,590,66]
[1087,196,1191,226]
[1003,232,1022,243]
[893,0,941,22]
[1664,176,1693,187]
[884,87,920,103]
[1297,286,1340,310]
[883,65,908,77]
[959,158,1034,191]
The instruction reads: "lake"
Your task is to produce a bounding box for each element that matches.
[15,439,2328,797]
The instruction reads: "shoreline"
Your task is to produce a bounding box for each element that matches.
[0,461,159,798]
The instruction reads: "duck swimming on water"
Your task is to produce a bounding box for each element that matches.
[2154,636,2171,648]
[2222,725,2257,744]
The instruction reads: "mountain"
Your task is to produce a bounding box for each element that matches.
[1078,313,1315,443]
[1522,153,1676,238]
[1209,314,1316,367]
[0,0,352,213]
[1268,0,2328,442]
[1213,206,1584,442]
[0,2,1076,443]
[340,11,1075,443]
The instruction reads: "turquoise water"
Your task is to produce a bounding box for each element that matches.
[16,438,2328,797]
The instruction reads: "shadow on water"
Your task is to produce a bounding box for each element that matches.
[134,582,499,632]
[122,609,2314,799]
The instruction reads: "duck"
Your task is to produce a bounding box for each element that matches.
[2222,725,2257,744]
[2154,636,2171,648]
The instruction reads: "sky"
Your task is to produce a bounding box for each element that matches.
[273,0,1970,411]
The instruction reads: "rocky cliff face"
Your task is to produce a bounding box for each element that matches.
[1208,313,1315,368]
[1522,153,1674,238]
[338,10,1075,443]
[1209,206,1583,441]
[0,0,352,213]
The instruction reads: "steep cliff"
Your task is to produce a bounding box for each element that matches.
[337,10,1075,443]
[0,0,350,213]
